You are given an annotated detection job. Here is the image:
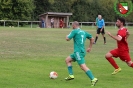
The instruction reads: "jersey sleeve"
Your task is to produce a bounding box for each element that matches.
[118,29,127,37]
[67,30,76,39]
[85,32,92,39]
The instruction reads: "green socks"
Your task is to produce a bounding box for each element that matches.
[68,66,73,75]
[68,66,95,80]
[86,70,95,80]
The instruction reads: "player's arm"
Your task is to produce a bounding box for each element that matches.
[101,19,105,31]
[66,35,70,41]
[66,31,75,41]
[87,37,94,52]
[107,31,122,41]
[126,30,130,39]
[86,32,94,52]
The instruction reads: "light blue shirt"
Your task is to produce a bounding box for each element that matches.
[98,19,105,28]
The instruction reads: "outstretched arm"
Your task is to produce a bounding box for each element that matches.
[87,38,94,52]
[66,35,70,41]
[106,31,122,41]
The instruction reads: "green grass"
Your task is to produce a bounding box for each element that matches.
[0,26,133,88]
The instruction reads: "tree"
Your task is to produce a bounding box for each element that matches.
[33,0,51,20]
[0,0,35,20]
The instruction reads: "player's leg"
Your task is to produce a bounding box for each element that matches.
[101,28,106,44]
[76,52,98,86]
[65,55,75,80]
[42,22,44,28]
[51,22,52,28]
[126,61,133,67]
[105,49,121,75]
[94,28,100,44]
[80,64,94,80]
[120,53,133,67]
[79,64,98,86]
[53,22,54,28]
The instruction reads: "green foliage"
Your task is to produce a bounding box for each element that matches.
[0,0,35,20]
[0,0,133,22]
[33,0,51,20]
[0,0,35,26]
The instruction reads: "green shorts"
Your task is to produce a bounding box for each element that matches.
[70,52,86,65]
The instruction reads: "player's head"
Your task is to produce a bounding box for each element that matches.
[98,15,102,20]
[72,21,79,29]
[116,17,125,28]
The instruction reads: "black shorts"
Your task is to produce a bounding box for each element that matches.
[97,28,105,34]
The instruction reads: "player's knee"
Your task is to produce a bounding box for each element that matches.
[105,54,109,59]
[80,64,88,71]
[65,59,70,64]
[105,53,112,59]
[127,63,132,67]
[80,66,84,70]
[65,58,69,63]
[65,56,72,63]
[127,61,133,67]
[79,65,84,70]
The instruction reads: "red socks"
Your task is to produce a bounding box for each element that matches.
[106,57,119,69]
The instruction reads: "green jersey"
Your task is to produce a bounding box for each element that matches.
[68,28,92,53]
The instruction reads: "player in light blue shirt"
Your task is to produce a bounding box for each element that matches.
[94,15,106,44]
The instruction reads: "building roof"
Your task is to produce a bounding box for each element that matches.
[39,12,72,16]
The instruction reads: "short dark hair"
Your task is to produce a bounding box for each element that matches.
[117,17,125,25]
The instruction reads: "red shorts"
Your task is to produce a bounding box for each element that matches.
[110,49,131,62]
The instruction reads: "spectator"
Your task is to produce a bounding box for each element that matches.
[59,19,64,28]
[51,18,54,28]
[41,18,45,28]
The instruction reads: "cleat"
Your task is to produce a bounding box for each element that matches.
[65,75,74,81]
[112,68,121,75]
[91,78,98,86]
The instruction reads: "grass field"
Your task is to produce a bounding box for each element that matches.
[0,26,133,88]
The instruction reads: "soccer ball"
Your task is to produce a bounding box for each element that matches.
[49,71,58,79]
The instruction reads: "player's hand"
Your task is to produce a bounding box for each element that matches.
[106,31,111,36]
[66,35,70,41]
[87,48,91,52]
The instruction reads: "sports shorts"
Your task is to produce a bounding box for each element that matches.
[110,48,131,62]
[70,52,86,65]
[97,28,105,34]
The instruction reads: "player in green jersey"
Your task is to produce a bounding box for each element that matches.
[65,21,98,86]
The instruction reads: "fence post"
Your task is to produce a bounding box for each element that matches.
[81,22,82,28]
[31,22,32,28]
[4,21,5,27]
[69,22,70,27]
[18,21,19,27]
[126,23,128,28]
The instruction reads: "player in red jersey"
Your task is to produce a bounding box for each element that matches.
[105,17,133,75]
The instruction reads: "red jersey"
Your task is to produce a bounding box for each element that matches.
[117,27,129,52]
